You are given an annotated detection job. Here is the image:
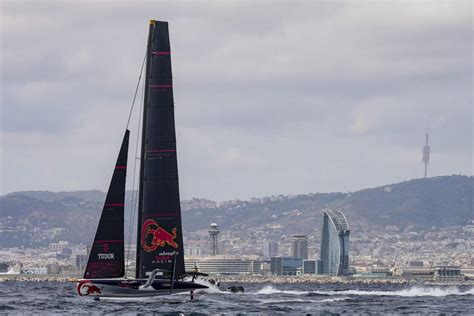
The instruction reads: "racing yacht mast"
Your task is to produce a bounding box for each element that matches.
[135,20,185,279]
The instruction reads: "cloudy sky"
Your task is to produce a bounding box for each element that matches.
[1,1,472,201]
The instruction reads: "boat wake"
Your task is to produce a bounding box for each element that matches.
[196,286,233,295]
[255,285,474,297]
[256,286,308,295]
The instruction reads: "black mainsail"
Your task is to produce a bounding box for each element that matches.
[136,21,185,279]
[84,130,129,279]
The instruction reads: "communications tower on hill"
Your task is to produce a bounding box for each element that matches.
[422,130,430,178]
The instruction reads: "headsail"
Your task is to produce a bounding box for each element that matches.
[136,21,185,278]
[84,130,129,279]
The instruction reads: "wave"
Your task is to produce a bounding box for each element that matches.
[256,285,309,295]
[255,285,474,297]
[0,305,17,311]
[336,286,474,297]
[320,297,351,303]
[258,297,350,305]
[197,286,233,295]
[259,298,312,304]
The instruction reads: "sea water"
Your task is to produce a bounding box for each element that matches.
[0,281,472,314]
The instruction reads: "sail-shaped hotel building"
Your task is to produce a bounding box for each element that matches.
[320,209,350,276]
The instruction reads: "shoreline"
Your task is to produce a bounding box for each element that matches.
[1,274,473,286]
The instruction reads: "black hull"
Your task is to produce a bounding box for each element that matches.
[77,278,207,298]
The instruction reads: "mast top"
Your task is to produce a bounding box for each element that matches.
[149,19,156,25]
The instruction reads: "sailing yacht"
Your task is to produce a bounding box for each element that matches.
[76,20,208,298]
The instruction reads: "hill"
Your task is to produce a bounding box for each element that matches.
[0,175,472,248]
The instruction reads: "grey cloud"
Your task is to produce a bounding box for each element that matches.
[1,0,471,199]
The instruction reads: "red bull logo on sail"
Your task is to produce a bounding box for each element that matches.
[141,219,178,252]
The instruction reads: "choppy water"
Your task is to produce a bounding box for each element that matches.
[0,281,473,314]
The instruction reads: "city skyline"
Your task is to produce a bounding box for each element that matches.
[1,1,472,201]
[0,2,472,313]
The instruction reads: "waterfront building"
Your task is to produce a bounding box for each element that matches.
[393,266,433,280]
[271,256,303,276]
[433,266,464,282]
[353,271,389,278]
[303,259,316,275]
[262,241,279,260]
[396,266,466,282]
[320,209,350,276]
[316,259,323,274]
[184,258,261,275]
[291,235,308,259]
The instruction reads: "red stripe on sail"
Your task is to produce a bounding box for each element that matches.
[104,203,124,207]
[145,213,179,218]
[152,51,171,55]
[94,240,124,243]
[115,166,127,169]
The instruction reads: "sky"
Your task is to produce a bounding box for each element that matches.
[1,1,472,201]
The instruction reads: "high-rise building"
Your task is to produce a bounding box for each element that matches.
[291,235,308,259]
[262,241,279,259]
[320,209,350,276]
[208,223,220,256]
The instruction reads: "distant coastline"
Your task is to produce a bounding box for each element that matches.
[1,274,473,286]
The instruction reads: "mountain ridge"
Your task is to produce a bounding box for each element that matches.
[0,175,472,248]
